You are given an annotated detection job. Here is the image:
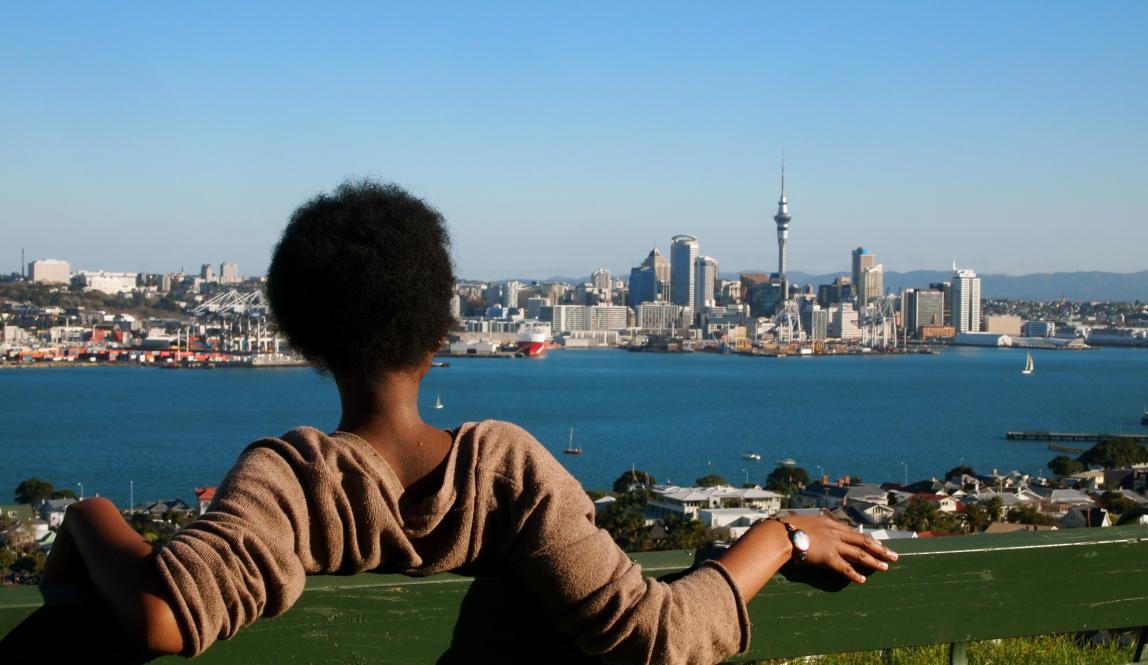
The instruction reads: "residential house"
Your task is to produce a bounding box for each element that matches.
[647,485,783,521]
[37,498,76,528]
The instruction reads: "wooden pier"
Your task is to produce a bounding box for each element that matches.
[1007,430,1148,443]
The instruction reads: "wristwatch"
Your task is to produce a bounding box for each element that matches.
[770,518,810,562]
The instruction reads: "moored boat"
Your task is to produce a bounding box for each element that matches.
[562,426,582,455]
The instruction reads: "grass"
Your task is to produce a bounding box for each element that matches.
[756,633,1140,664]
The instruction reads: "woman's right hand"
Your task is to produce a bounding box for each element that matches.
[784,514,899,584]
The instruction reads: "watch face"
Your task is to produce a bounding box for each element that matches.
[791,528,811,552]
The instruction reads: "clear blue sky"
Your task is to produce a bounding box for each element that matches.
[2,2,1145,280]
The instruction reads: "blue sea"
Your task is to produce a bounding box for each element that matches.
[2,347,1146,507]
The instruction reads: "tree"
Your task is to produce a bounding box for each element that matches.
[1078,438,1148,470]
[1048,455,1084,478]
[1007,504,1059,526]
[612,469,655,493]
[50,488,78,500]
[765,466,810,495]
[964,496,1003,533]
[660,514,712,551]
[894,497,960,533]
[1097,491,1137,517]
[14,478,54,505]
[944,465,976,481]
[694,474,728,488]
[0,547,16,579]
[596,504,649,551]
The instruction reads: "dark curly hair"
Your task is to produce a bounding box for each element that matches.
[266,179,455,377]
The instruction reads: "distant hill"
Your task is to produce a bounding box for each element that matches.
[474,270,1148,302]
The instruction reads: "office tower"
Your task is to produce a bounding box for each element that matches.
[638,247,671,302]
[904,289,944,339]
[951,266,982,333]
[929,282,952,325]
[200,263,216,283]
[626,266,657,307]
[774,162,792,278]
[637,303,684,333]
[28,259,70,284]
[860,263,884,304]
[220,262,240,285]
[851,248,875,301]
[694,256,719,312]
[591,268,611,291]
[670,235,699,312]
[829,302,860,340]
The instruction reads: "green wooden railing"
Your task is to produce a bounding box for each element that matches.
[2,526,1147,663]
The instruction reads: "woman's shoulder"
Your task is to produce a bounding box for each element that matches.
[460,420,570,488]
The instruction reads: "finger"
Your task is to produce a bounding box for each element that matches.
[839,544,889,572]
[843,532,899,562]
[830,554,867,584]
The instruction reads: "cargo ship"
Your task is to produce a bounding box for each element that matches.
[515,322,551,357]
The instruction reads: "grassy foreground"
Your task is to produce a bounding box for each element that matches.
[755,633,1138,664]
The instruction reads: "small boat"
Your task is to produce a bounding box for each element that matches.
[776,458,797,468]
[741,452,762,461]
[431,361,450,368]
[434,395,444,410]
[1142,408,1148,426]
[562,426,582,455]
[1022,353,1034,375]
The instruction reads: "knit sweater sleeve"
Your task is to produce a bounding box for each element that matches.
[154,443,312,657]
[495,426,751,665]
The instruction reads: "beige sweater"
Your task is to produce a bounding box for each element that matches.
[155,420,750,663]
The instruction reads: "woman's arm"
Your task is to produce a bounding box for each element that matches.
[717,513,899,600]
[42,498,185,655]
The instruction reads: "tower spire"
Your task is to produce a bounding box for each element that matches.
[773,155,792,279]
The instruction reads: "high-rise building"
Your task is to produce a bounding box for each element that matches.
[670,235,699,313]
[626,266,655,307]
[746,278,786,318]
[929,282,952,325]
[951,267,982,333]
[200,263,216,283]
[591,268,611,292]
[637,303,684,333]
[219,262,240,285]
[904,289,944,338]
[860,263,884,304]
[28,259,70,284]
[694,256,719,312]
[774,162,792,279]
[851,248,875,302]
[829,302,860,340]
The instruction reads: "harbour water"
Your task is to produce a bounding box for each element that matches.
[2,347,1147,507]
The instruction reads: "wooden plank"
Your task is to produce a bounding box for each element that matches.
[3,527,1148,663]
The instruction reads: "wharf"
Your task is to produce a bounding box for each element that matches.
[1007,430,1148,443]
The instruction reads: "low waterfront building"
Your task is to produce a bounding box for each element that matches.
[1021,320,1056,337]
[952,332,1012,347]
[984,315,1023,336]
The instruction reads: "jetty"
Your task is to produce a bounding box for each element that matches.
[1007,430,1148,443]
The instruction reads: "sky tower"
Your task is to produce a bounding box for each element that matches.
[773,158,791,279]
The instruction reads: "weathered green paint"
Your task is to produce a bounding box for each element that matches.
[2,527,1146,663]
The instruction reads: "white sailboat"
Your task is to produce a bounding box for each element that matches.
[1022,353,1034,375]
[562,426,583,455]
[434,394,444,409]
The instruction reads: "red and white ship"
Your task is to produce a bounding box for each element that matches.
[515,322,551,357]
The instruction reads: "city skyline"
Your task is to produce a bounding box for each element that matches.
[2,4,1146,279]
